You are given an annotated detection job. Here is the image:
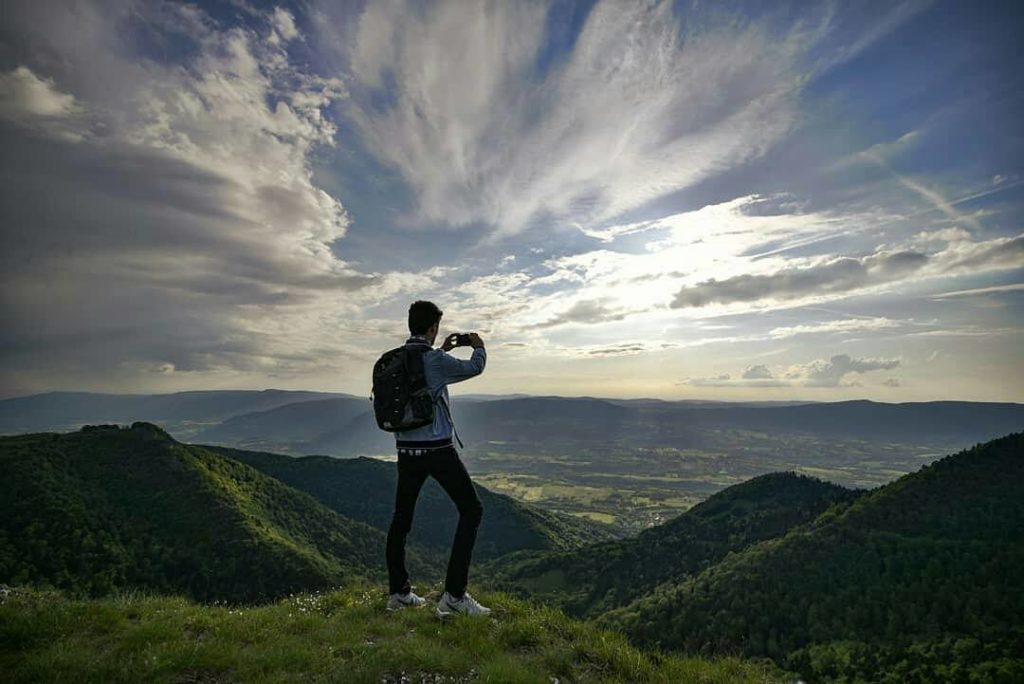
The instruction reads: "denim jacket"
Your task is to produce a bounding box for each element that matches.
[395,335,487,444]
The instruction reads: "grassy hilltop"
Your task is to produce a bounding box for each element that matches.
[0,584,783,684]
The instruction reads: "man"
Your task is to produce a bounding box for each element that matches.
[385,300,491,616]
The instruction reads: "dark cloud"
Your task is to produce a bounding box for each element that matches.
[586,344,647,356]
[673,229,1024,310]
[530,299,627,329]
[672,250,929,308]
[0,1,385,394]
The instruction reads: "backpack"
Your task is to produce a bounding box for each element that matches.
[371,345,434,432]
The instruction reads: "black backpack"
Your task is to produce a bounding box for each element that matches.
[371,345,434,432]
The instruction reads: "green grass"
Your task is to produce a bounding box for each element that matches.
[1,584,785,684]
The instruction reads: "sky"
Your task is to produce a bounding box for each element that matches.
[1,0,1022,402]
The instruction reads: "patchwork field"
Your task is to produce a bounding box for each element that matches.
[461,429,941,533]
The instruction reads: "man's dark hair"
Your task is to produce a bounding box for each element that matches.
[408,300,443,335]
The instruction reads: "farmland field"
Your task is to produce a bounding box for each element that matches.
[460,429,941,533]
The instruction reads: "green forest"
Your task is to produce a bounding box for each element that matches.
[2,424,1022,682]
[486,472,859,617]
[0,424,607,604]
[603,432,1024,683]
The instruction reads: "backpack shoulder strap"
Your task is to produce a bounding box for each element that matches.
[437,393,464,449]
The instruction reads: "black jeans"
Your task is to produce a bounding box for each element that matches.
[386,446,483,597]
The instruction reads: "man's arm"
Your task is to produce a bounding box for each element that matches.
[438,335,486,385]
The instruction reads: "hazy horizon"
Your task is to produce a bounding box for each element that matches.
[4,385,1022,406]
[2,1,1022,403]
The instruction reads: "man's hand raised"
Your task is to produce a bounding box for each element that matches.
[441,334,457,352]
[468,333,484,349]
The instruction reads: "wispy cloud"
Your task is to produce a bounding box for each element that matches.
[767,317,902,338]
[329,0,847,234]
[671,233,1024,310]
[930,283,1024,299]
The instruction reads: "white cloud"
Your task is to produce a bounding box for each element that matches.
[0,2,439,393]
[802,354,900,387]
[0,65,85,141]
[742,364,774,380]
[767,317,901,338]
[495,194,1022,339]
[680,353,901,389]
[272,8,300,42]
[0,66,76,119]
[930,283,1024,299]
[332,0,834,234]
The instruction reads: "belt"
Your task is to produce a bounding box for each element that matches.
[396,438,453,456]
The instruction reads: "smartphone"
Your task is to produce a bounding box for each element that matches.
[453,333,472,347]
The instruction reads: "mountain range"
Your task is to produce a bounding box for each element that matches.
[5,391,1023,455]
[0,390,351,436]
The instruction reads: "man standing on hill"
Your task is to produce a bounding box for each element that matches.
[385,300,491,616]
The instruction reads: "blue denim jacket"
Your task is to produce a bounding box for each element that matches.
[395,335,487,444]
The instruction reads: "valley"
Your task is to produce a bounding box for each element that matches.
[463,431,939,531]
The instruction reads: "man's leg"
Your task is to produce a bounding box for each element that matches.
[429,447,484,597]
[386,454,428,595]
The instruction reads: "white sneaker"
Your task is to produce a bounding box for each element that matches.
[386,590,426,611]
[436,591,491,617]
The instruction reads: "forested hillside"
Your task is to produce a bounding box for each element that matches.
[487,472,858,617]
[0,424,407,602]
[204,446,613,559]
[0,423,609,604]
[606,432,1024,683]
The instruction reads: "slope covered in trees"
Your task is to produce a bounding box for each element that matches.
[205,445,614,560]
[0,423,401,602]
[0,423,610,604]
[487,472,858,617]
[606,432,1024,683]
